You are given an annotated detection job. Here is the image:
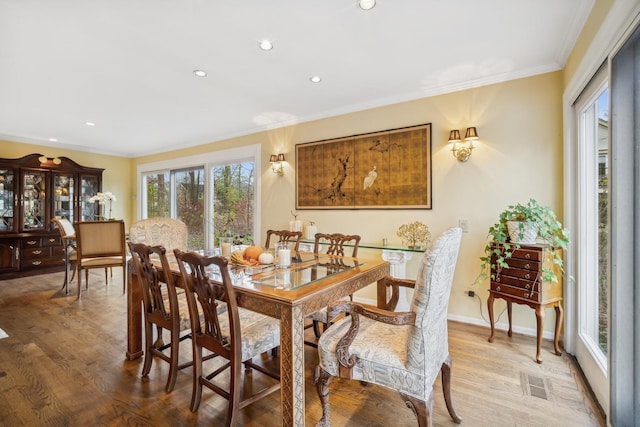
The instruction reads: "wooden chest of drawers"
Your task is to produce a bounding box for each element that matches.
[487,243,563,363]
[20,235,64,270]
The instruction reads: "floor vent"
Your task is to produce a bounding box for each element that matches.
[520,372,553,401]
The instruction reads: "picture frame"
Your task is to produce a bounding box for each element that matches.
[295,123,432,209]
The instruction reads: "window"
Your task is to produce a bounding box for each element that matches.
[137,145,261,251]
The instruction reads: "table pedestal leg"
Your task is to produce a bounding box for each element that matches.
[126,266,144,360]
[280,305,305,426]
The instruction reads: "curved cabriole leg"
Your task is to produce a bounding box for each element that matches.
[441,356,462,423]
[190,345,203,412]
[315,366,333,427]
[399,391,433,427]
[166,327,179,392]
[141,318,154,379]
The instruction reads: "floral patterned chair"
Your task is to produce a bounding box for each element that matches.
[314,227,463,427]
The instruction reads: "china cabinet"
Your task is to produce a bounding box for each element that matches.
[0,154,103,278]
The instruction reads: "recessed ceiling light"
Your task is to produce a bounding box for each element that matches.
[357,0,376,10]
[85,121,95,127]
[193,69,207,77]
[49,137,58,142]
[309,76,322,83]
[258,40,273,51]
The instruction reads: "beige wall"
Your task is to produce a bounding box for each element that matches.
[1,71,564,335]
[132,71,565,334]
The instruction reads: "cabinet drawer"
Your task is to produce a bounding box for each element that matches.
[22,246,53,259]
[21,257,64,269]
[491,282,539,302]
[494,265,540,282]
[42,236,61,247]
[493,274,539,292]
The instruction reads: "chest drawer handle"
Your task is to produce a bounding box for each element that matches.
[496,277,501,283]
[495,286,501,292]
[525,253,531,259]
[49,238,56,243]
[31,260,42,266]
[525,274,530,280]
[524,292,530,298]
[524,263,531,269]
[27,240,37,245]
[32,250,42,255]
[525,283,530,289]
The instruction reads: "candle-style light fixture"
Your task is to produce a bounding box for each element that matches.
[270,153,286,176]
[449,127,479,162]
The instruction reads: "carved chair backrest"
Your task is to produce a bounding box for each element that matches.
[265,229,302,252]
[407,227,462,387]
[129,242,177,327]
[313,233,361,257]
[174,249,240,364]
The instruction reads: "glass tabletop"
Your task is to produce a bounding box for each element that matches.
[206,252,365,291]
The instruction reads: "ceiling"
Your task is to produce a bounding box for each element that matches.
[0,0,594,158]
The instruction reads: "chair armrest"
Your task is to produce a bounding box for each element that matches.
[326,301,416,369]
[378,276,416,311]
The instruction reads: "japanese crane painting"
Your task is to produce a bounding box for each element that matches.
[296,123,431,209]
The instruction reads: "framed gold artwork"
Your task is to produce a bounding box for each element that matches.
[295,123,432,209]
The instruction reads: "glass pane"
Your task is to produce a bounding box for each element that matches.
[23,170,46,230]
[0,169,15,231]
[212,162,255,246]
[175,167,205,250]
[80,175,100,221]
[143,172,170,218]
[54,173,75,222]
[597,89,609,355]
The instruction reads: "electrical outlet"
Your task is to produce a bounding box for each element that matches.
[467,290,475,297]
[459,219,469,233]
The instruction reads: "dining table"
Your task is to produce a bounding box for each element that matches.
[126,250,390,427]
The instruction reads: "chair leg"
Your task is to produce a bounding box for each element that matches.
[141,320,154,379]
[77,268,83,300]
[227,362,242,427]
[441,356,462,423]
[399,391,433,427]
[165,325,179,392]
[190,345,204,412]
[313,320,323,338]
[314,366,333,427]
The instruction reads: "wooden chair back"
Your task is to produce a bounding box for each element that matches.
[265,229,302,252]
[313,232,361,257]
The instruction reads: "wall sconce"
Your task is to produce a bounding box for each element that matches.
[38,156,62,165]
[449,127,479,162]
[270,153,286,176]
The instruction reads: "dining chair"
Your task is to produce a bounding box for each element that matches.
[74,220,127,299]
[174,249,281,425]
[128,242,193,392]
[128,217,188,294]
[306,232,361,340]
[265,229,302,252]
[314,227,463,427]
[51,217,78,295]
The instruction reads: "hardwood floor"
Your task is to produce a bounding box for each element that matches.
[0,271,605,426]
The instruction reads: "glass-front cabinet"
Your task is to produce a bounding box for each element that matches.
[0,154,103,277]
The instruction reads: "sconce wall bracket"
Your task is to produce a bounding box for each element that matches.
[449,127,478,162]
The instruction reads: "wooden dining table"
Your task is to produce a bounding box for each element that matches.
[126,251,389,427]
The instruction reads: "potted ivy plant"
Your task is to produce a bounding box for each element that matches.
[479,199,570,283]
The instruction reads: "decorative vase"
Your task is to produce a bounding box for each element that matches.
[506,221,538,244]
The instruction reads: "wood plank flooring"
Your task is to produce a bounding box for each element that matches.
[0,271,605,426]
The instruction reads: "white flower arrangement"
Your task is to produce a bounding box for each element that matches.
[396,221,431,249]
[89,191,116,220]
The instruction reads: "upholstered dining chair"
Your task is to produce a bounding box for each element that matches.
[265,229,302,252]
[128,242,193,392]
[51,217,78,295]
[174,249,281,426]
[307,232,361,340]
[313,227,463,427]
[74,220,127,299]
[128,218,188,292]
